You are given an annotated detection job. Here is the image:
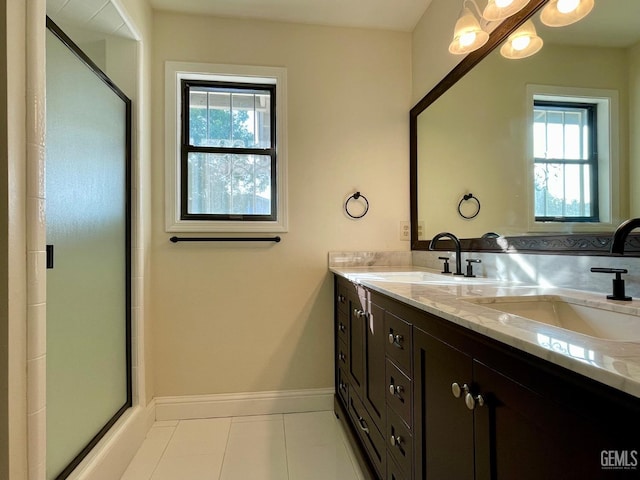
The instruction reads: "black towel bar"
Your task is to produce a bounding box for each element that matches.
[170,236,281,243]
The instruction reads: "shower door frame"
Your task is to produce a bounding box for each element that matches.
[45,17,132,480]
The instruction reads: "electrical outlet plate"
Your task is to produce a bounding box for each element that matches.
[400,221,410,241]
[400,221,425,241]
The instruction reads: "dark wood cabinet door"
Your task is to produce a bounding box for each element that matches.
[348,290,366,398]
[473,360,640,480]
[364,301,387,427]
[414,328,475,480]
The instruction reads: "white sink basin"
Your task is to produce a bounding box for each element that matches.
[463,295,640,341]
[352,271,498,285]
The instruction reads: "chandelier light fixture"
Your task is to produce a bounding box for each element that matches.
[448,0,595,59]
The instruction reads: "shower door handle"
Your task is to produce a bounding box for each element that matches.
[46,245,54,269]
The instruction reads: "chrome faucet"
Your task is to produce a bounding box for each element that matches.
[429,232,463,275]
[610,218,640,254]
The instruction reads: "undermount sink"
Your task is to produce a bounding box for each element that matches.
[352,271,498,285]
[463,295,640,342]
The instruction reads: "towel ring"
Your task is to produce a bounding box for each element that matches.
[345,191,369,219]
[458,193,480,219]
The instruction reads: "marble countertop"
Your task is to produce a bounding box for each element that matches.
[330,265,640,399]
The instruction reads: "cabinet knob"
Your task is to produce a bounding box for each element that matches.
[451,382,470,399]
[465,392,485,410]
[353,308,366,319]
[339,382,347,393]
[337,294,345,303]
[389,384,404,396]
[338,352,346,363]
[388,333,404,347]
[338,322,346,332]
[390,434,403,447]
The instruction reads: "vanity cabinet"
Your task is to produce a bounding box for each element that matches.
[413,316,640,480]
[334,275,640,480]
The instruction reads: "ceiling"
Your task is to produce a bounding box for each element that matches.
[47,0,136,39]
[148,0,434,32]
[46,0,640,47]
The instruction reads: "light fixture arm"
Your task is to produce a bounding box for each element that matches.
[462,0,488,27]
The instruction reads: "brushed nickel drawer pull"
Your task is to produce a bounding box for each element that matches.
[357,416,370,434]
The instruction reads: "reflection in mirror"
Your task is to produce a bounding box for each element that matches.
[412,0,640,253]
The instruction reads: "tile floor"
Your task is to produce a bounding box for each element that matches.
[120,411,366,480]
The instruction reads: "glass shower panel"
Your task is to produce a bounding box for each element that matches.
[45,27,130,480]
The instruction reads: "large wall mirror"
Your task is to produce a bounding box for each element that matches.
[411,0,640,255]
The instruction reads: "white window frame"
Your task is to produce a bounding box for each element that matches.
[525,84,619,233]
[165,61,288,233]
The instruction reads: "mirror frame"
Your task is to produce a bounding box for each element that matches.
[410,0,640,256]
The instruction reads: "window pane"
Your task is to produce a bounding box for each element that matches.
[563,122,581,159]
[533,111,547,158]
[188,86,271,148]
[534,162,592,218]
[187,153,272,215]
[545,112,565,159]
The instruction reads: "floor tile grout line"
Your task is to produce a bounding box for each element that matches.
[282,414,291,480]
[217,416,235,479]
[147,421,180,480]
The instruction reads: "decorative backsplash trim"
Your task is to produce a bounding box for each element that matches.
[426,234,640,256]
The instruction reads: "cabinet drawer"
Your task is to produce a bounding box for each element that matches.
[348,391,386,478]
[336,309,348,344]
[386,451,408,480]
[385,312,412,373]
[386,407,413,476]
[386,359,412,428]
[337,367,349,407]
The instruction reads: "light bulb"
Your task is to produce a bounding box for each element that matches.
[482,0,530,22]
[557,0,580,14]
[459,31,477,48]
[512,35,531,51]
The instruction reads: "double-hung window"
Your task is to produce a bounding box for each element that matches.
[165,62,288,232]
[182,81,276,220]
[533,100,598,222]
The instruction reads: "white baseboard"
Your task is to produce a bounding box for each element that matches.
[70,399,156,480]
[155,387,335,421]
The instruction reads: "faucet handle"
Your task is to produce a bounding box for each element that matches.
[438,256,451,274]
[465,259,481,278]
[590,267,632,301]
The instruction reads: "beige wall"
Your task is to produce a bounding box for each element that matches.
[411,0,464,105]
[630,41,640,216]
[1,1,9,476]
[150,12,411,396]
[418,44,629,238]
